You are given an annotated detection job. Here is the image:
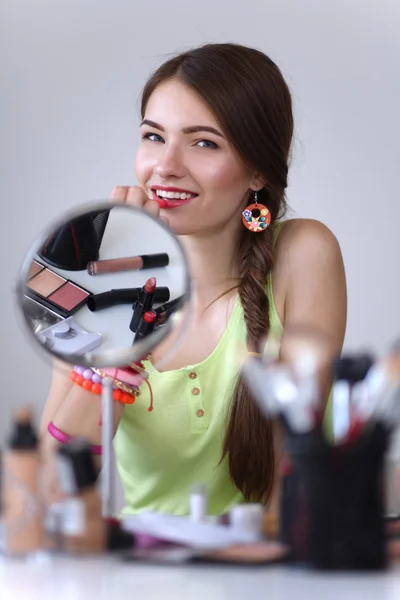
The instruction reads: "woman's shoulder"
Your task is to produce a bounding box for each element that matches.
[273,217,343,275]
[274,217,341,254]
[271,218,346,325]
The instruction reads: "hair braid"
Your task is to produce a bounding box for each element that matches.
[221,215,277,503]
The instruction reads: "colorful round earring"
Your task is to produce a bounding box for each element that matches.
[242,191,271,232]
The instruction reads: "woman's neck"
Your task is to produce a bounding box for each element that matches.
[179,223,241,309]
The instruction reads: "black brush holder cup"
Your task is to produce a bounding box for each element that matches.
[280,424,389,570]
[38,209,110,271]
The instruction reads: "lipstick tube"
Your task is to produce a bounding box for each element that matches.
[129,278,157,333]
[87,287,170,312]
[153,295,184,325]
[87,253,169,275]
[133,311,157,343]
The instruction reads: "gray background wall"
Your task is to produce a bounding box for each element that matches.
[1,1,399,505]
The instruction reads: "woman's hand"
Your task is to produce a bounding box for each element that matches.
[110,186,167,223]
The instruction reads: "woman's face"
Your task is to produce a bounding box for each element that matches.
[135,78,258,236]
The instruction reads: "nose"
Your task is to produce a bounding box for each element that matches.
[154,144,186,179]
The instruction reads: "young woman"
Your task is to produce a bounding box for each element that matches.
[41,43,347,517]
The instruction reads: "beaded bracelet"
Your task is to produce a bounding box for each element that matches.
[48,421,102,455]
[90,368,142,396]
[71,357,154,411]
[128,359,148,374]
[70,366,138,405]
[128,356,154,411]
[93,367,145,388]
[130,357,154,411]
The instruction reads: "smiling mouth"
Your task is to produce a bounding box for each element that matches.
[151,188,198,209]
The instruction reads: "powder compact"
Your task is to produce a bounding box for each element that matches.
[25,260,91,318]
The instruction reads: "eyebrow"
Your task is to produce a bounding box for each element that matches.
[141,119,225,139]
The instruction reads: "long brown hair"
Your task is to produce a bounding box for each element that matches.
[141,43,294,504]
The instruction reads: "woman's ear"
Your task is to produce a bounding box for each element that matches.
[249,174,266,192]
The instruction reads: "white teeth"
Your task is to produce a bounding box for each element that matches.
[155,189,195,200]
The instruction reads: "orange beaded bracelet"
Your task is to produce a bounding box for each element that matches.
[70,367,137,405]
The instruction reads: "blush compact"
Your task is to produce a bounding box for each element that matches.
[25,260,91,318]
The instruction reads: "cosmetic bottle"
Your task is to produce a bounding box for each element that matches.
[229,504,264,541]
[57,439,106,554]
[56,440,135,553]
[1,407,44,556]
[189,484,208,522]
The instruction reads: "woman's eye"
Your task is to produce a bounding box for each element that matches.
[196,139,218,149]
[143,132,164,143]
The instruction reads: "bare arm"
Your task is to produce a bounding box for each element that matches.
[40,361,125,468]
[275,218,347,396]
[267,218,347,523]
[39,359,74,435]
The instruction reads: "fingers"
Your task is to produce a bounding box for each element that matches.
[144,199,162,218]
[110,186,130,204]
[111,185,150,208]
[110,185,169,227]
[110,185,157,211]
[125,185,148,208]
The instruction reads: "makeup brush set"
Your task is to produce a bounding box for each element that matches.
[243,341,400,570]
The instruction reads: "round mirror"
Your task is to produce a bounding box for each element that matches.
[15,201,191,369]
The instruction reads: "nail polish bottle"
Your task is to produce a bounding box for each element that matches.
[1,407,44,556]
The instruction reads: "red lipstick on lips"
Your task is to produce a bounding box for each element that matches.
[151,186,198,209]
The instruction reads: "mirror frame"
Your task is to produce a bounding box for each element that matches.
[14,200,192,368]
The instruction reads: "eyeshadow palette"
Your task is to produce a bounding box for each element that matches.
[25,260,91,318]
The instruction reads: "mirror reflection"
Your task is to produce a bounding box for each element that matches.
[16,201,191,368]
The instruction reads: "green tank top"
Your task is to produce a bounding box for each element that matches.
[114,276,284,516]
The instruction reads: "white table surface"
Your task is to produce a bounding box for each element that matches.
[0,555,399,600]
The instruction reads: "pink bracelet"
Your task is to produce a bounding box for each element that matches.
[48,421,102,456]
